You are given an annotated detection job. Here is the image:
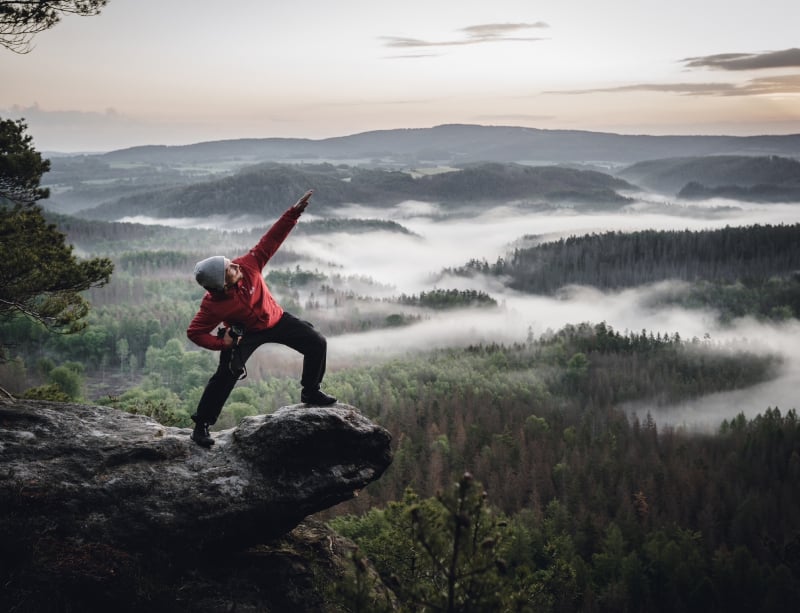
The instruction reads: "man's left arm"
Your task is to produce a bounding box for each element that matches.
[187,303,227,351]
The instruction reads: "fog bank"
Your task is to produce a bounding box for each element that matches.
[317,199,800,428]
[291,200,800,295]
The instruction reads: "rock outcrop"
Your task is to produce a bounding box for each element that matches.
[0,399,394,612]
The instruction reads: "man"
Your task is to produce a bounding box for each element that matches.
[187,189,335,447]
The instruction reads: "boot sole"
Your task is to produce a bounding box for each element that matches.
[191,434,215,447]
[302,398,337,406]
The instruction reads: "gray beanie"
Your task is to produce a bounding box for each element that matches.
[194,255,226,291]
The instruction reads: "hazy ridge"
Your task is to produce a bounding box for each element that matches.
[42,124,800,221]
[75,162,635,221]
[618,154,800,195]
[96,124,800,165]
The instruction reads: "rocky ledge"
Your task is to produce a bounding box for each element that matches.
[0,399,393,612]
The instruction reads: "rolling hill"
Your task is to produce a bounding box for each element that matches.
[97,124,800,166]
[77,162,635,220]
[617,155,800,197]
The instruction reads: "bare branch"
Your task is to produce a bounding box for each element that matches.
[0,1,108,53]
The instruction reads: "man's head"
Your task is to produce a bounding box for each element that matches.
[194,256,243,292]
[194,256,226,291]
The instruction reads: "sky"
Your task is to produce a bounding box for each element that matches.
[1,0,800,152]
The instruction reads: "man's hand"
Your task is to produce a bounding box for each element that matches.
[217,326,241,348]
[292,189,314,213]
[222,332,237,349]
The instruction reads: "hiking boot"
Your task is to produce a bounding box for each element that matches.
[191,421,215,447]
[301,389,337,406]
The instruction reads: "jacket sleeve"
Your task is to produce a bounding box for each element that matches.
[186,300,226,351]
[245,206,302,270]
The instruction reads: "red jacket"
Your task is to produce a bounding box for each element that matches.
[187,206,301,351]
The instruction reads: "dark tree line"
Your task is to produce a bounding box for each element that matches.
[679,181,800,202]
[397,288,497,310]
[452,224,800,295]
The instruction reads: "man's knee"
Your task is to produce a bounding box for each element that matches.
[209,364,240,386]
[302,319,326,350]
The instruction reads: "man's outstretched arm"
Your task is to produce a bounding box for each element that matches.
[246,190,315,269]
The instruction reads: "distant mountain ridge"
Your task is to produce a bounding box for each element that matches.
[100,124,800,165]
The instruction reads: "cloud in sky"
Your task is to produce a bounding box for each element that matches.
[682,47,800,71]
[547,82,739,96]
[546,74,800,97]
[1,104,204,152]
[543,47,800,99]
[732,73,800,95]
[1,103,150,151]
[381,21,549,50]
[384,53,443,60]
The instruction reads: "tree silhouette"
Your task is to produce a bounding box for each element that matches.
[0,1,107,53]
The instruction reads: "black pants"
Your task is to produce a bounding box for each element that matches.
[192,312,327,425]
